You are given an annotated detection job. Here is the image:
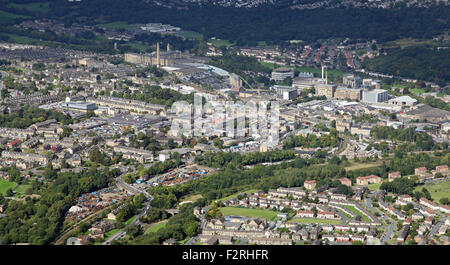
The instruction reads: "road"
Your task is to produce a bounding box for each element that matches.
[185,205,211,245]
[101,174,153,245]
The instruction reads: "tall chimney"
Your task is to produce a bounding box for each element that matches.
[157,42,160,67]
[167,43,171,52]
[326,67,328,85]
[321,65,324,79]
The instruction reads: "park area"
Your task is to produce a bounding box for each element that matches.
[414,180,450,203]
[341,205,371,222]
[219,207,279,221]
[0,179,17,195]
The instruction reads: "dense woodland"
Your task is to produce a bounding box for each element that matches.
[110,85,195,107]
[0,105,72,128]
[1,1,448,44]
[283,130,340,149]
[362,46,450,86]
[0,167,120,244]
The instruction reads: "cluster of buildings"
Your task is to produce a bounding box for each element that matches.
[65,187,128,222]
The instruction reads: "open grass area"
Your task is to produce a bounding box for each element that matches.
[288,218,342,225]
[104,228,119,238]
[217,189,258,202]
[384,38,434,48]
[147,220,168,233]
[0,10,29,24]
[208,38,234,48]
[96,21,138,30]
[220,207,279,221]
[124,215,137,225]
[414,180,450,203]
[344,161,383,171]
[366,183,382,191]
[0,180,18,195]
[175,31,204,40]
[180,193,203,203]
[7,2,51,13]
[341,205,371,222]
[410,88,426,95]
[14,184,31,195]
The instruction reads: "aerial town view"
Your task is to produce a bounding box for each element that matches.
[0,1,449,258]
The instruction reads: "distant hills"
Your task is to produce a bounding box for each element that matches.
[146,0,448,9]
[0,0,449,43]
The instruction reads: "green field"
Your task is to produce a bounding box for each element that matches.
[0,180,18,195]
[341,205,371,222]
[14,184,31,195]
[220,207,279,220]
[147,220,168,233]
[208,38,234,48]
[414,180,450,203]
[180,193,203,203]
[384,38,434,49]
[124,215,137,225]
[344,161,383,171]
[7,2,51,13]
[410,88,425,95]
[104,228,119,238]
[217,189,258,202]
[288,218,342,225]
[0,10,29,24]
[175,31,204,40]
[366,183,382,191]
[96,21,138,30]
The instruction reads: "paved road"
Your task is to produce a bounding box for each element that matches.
[381,220,396,243]
[427,217,444,238]
[102,174,153,245]
[185,205,210,245]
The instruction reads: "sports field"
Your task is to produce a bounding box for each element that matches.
[220,207,279,220]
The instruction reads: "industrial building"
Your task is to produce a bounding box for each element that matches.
[315,84,337,99]
[362,89,388,103]
[63,101,97,112]
[334,87,362,101]
[343,74,362,88]
[271,67,295,82]
[388,96,418,106]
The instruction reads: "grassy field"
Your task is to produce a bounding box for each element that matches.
[366,183,382,191]
[344,161,383,171]
[147,220,168,233]
[341,205,371,222]
[14,184,31,195]
[410,88,426,95]
[384,38,434,48]
[0,180,18,195]
[104,228,119,238]
[124,215,137,225]
[0,10,29,24]
[180,193,203,203]
[217,189,258,202]
[175,31,204,40]
[220,207,279,220]
[207,38,234,48]
[7,2,51,13]
[96,21,138,30]
[414,180,450,203]
[288,218,342,225]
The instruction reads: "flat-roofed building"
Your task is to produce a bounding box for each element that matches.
[362,89,388,103]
